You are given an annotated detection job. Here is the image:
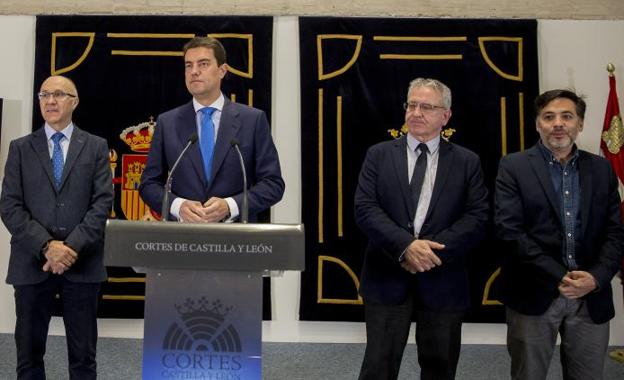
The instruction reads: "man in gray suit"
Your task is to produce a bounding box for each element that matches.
[0,75,113,379]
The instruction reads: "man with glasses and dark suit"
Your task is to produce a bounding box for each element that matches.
[0,75,113,379]
[354,77,489,380]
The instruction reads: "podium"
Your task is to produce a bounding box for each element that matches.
[104,220,305,380]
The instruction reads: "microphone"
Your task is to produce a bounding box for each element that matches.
[230,138,248,224]
[161,133,198,221]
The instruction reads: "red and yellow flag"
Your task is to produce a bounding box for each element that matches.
[600,65,624,211]
[600,64,624,279]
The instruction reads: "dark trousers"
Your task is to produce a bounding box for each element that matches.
[14,275,101,380]
[359,294,464,380]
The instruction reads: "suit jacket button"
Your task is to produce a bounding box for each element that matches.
[407,222,413,228]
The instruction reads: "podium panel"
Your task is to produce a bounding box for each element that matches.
[104,220,304,379]
[105,220,304,271]
[142,269,262,379]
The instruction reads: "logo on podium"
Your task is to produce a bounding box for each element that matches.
[164,297,242,352]
[160,297,244,377]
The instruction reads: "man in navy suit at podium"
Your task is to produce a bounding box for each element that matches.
[140,37,284,222]
[0,75,113,379]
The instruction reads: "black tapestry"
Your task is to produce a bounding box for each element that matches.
[299,17,539,322]
[34,15,273,318]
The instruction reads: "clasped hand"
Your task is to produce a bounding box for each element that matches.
[179,197,230,223]
[558,271,597,299]
[400,239,444,274]
[42,240,77,275]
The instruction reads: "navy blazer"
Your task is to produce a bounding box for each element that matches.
[354,136,489,311]
[495,144,623,324]
[140,99,285,222]
[0,126,113,285]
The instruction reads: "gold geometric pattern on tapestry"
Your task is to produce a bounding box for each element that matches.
[102,277,146,301]
[101,295,145,301]
[501,97,508,156]
[51,32,95,75]
[317,88,325,243]
[317,34,363,80]
[500,93,527,156]
[336,96,344,238]
[478,37,523,81]
[316,92,345,242]
[518,92,525,151]
[107,33,194,57]
[482,267,503,305]
[373,35,466,60]
[208,33,254,78]
[106,32,254,78]
[229,89,254,107]
[317,255,363,305]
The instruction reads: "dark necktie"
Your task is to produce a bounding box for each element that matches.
[200,107,217,182]
[51,132,64,190]
[410,143,429,210]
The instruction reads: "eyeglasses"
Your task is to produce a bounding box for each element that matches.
[403,102,446,113]
[37,91,77,101]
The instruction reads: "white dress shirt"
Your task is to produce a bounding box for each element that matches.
[44,122,74,160]
[170,93,239,221]
[406,134,440,237]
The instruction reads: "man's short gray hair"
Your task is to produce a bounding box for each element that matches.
[407,78,452,109]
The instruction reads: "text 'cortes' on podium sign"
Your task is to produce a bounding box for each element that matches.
[104,220,305,271]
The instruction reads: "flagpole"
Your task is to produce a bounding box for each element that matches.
[607,62,615,77]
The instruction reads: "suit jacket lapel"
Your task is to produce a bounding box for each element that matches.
[391,136,414,218]
[177,101,207,185]
[30,128,56,191]
[424,140,452,221]
[59,126,87,190]
[578,152,593,235]
[527,145,562,224]
[210,98,240,189]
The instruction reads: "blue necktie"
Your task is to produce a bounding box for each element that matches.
[51,132,64,190]
[200,107,217,182]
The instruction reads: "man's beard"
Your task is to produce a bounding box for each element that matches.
[547,134,574,150]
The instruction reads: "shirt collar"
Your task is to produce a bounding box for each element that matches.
[44,122,74,142]
[407,133,440,154]
[537,140,579,164]
[193,93,225,114]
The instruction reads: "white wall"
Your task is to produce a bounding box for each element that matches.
[2,0,623,19]
[0,16,623,345]
[0,15,35,339]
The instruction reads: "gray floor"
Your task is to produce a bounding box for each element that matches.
[0,334,623,379]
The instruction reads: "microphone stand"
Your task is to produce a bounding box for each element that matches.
[161,134,198,221]
[230,139,248,223]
